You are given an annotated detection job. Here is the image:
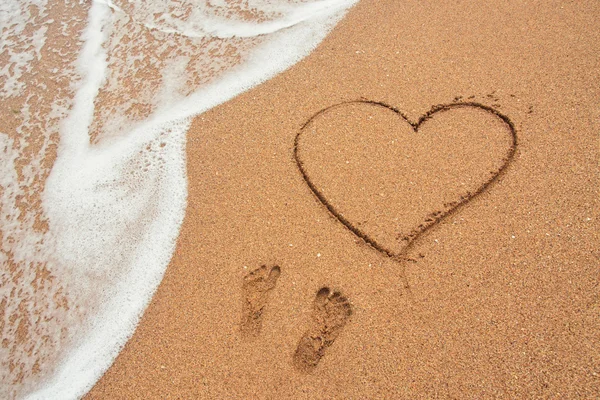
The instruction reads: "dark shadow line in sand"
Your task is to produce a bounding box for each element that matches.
[293,100,518,292]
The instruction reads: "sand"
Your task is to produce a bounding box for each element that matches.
[87,0,599,398]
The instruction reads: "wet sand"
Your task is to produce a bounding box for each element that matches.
[88,0,599,398]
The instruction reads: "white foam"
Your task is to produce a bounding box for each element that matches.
[0,0,49,97]
[100,0,354,38]
[1,0,358,398]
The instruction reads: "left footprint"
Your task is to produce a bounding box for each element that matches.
[241,265,281,338]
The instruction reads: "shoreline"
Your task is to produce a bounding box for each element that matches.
[88,0,599,398]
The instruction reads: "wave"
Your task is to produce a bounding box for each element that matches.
[0,0,357,398]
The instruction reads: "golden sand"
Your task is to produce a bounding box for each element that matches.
[88,1,599,398]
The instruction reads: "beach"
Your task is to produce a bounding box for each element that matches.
[84,0,599,398]
[1,0,598,398]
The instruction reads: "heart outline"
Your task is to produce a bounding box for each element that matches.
[293,100,518,259]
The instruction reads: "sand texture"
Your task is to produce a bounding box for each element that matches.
[88,0,599,398]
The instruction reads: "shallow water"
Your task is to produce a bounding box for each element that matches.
[0,0,356,397]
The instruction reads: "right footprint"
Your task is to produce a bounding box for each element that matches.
[293,287,353,372]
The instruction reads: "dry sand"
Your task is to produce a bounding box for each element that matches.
[88,0,599,398]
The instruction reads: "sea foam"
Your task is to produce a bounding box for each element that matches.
[0,0,357,398]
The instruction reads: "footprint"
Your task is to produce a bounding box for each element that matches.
[240,265,281,338]
[293,287,353,372]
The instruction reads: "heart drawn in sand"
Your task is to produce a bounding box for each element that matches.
[294,101,517,257]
